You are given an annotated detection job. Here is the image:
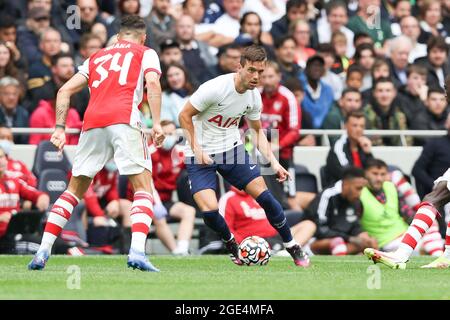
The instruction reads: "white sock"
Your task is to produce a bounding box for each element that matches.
[130,232,147,253]
[175,240,189,253]
[39,234,57,253]
[283,239,297,249]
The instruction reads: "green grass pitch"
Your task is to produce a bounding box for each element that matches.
[0,255,449,299]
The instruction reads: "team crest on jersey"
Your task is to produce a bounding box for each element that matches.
[273,101,282,111]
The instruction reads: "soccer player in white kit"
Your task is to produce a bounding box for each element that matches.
[365,77,450,269]
[29,16,165,272]
[179,45,310,267]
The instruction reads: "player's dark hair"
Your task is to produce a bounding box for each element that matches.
[345,110,365,123]
[427,86,446,98]
[119,15,146,36]
[51,52,73,67]
[342,166,366,181]
[240,44,266,67]
[364,158,388,170]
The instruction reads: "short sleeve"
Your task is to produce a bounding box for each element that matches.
[246,91,262,121]
[77,58,90,79]
[142,49,161,76]
[189,80,218,112]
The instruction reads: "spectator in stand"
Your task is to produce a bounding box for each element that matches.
[0,41,26,91]
[260,61,301,210]
[0,147,50,254]
[274,35,302,85]
[159,39,184,69]
[361,58,391,104]
[360,158,444,256]
[109,0,141,35]
[397,64,428,127]
[241,0,285,34]
[363,77,412,146]
[210,43,242,77]
[220,186,316,252]
[354,43,376,91]
[161,63,195,127]
[322,88,363,144]
[389,0,411,36]
[325,110,373,186]
[175,14,216,84]
[411,87,449,146]
[353,32,375,49]
[345,64,364,92]
[270,0,308,41]
[418,0,449,44]
[145,0,177,52]
[299,55,334,129]
[316,43,343,100]
[316,1,354,58]
[306,167,377,255]
[0,126,37,187]
[182,0,216,43]
[400,16,428,63]
[387,35,413,88]
[17,7,51,66]
[26,53,77,114]
[236,12,275,59]
[290,19,315,69]
[0,14,26,71]
[207,0,244,48]
[331,30,351,74]
[0,77,29,144]
[415,36,450,90]
[74,33,103,66]
[412,112,450,198]
[346,0,393,55]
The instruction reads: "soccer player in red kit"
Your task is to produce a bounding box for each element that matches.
[29,16,165,272]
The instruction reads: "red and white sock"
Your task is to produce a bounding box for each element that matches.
[391,170,421,210]
[330,237,348,256]
[39,191,80,253]
[397,202,440,261]
[444,221,450,259]
[130,191,154,253]
[421,221,444,257]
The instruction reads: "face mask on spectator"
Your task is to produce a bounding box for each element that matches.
[162,135,177,151]
[104,160,117,172]
[0,139,13,155]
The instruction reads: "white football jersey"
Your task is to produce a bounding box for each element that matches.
[184,73,262,156]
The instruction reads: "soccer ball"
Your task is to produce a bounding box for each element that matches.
[238,236,271,266]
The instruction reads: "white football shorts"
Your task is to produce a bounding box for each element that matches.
[434,168,450,191]
[72,124,152,178]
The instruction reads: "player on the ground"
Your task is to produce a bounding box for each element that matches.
[178,45,310,267]
[28,15,165,272]
[365,76,450,269]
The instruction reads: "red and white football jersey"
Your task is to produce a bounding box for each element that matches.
[78,40,161,131]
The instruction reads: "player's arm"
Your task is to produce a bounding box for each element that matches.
[247,119,290,182]
[145,71,164,147]
[179,101,213,165]
[52,73,88,152]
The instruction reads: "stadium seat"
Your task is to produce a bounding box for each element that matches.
[294,164,310,174]
[37,168,68,205]
[295,172,318,193]
[32,141,72,178]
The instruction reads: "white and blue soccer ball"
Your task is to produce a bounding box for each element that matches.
[238,236,271,266]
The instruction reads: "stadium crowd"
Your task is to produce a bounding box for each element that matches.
[0,0,450,258]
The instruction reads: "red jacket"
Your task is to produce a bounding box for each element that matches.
[0,172,45,237]
[151,145,185,202]
[6,157,37,187]
[219,187,277,243]
[261,85,301,160]
[29,100,82,145]
[84,169,119,217]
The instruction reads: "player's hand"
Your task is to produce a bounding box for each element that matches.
[358,136,372,153]
[151,123,165,148]
[36,194,50,211]
[50,127,66,153]
[0,212,12,223]
[272,161,291,183]
[194,148,214,165]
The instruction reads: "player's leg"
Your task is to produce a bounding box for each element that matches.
[365,181,450,269]
[168,202,195,255]
[28,175,92,270]
[152,199,177,253]
[290,220,316,247]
